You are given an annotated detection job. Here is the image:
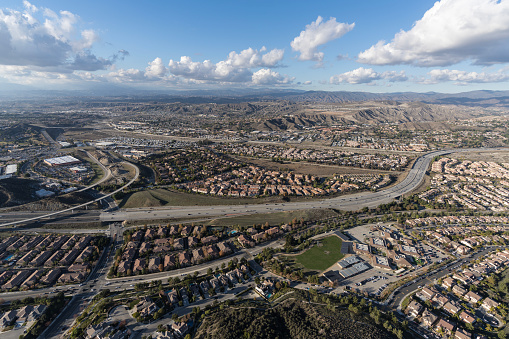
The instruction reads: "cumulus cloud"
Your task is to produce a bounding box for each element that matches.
[70,52,112,71]
[330,67,407,84]
[169,47,284,82]
[251,69,294,85]
[106,68,146,82]
[226,47,284,68]
[23,0,37,12]
[358,0,509,66]
[145,57,168,78]
[0,1,112,71]
[425,68,509,84]
[291,16,354,64]
[0,64,84,86]
[107,57,173,82]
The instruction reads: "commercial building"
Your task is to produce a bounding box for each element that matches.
[44,156,81,167]
[5,164,17,175]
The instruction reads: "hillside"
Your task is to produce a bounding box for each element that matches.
[249,101,487,131]
[194,298,397,339]
[350,102,474,124]
[280,90,509,107]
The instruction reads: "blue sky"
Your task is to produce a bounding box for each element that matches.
[1,0,509,93]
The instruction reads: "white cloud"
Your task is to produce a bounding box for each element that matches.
[261,48,285,66]
[425,68,509,84]
[106,68,146,82]
[226,47,284,68]
[381,70,408,82]
[0,56,173,87]
[358,0,509,66]
[145,57,168,78]
[252,69,294,85]
[169,47,284,83]
[107,57,173,82]
[291,16,354,64]
[0,1,111,71]
[330,67,407,84]
[23,0,37,12]
[73,29,100,51]
[0,64,82,86]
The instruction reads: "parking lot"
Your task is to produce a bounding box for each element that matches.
[343,224,379,243]
[324,262,400,296]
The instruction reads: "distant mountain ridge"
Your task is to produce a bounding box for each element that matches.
[2,87,509,104]
[276,90,509,106]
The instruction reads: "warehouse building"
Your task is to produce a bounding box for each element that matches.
[44,156,81,167]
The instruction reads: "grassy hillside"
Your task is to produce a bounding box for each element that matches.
[203,209,341,228]
[119,188,293,208]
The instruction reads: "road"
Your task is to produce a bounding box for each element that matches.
[0,210,101,226]
[40,130,61,148]
[100,149,452,223]
[0,146,492,337]
[386,246,500,311]
[39,252,276,338]
[2,147,484,228]
[0,161,139,228]
[77,151,112,192]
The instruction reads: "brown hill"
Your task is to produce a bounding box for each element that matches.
[251,101,486,131]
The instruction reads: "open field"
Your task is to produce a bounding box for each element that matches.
[202,208,341,228]
[0,178,41,208]
[234,155,396,176]
[61,126,115,141]
[450,148,509,163]
[118,188,324,208]
[278,236,344,274]
[294,236,344,271]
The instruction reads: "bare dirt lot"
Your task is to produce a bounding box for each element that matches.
[62,127,114,140]
[234,155,397,176]
[450,148,509,163]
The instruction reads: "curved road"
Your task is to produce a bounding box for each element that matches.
[76,151,112,192]
[0,161,139,228]
[100,149,452,223]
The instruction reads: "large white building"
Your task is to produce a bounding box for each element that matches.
[44,156,81,167]
[4,164,17,175]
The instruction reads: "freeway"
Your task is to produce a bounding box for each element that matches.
[0,210,101,225]
[0,161,139,228]
[100,149,452,223]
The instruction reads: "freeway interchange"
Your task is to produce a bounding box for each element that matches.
[0,147,491,338]
[100,149,452,223]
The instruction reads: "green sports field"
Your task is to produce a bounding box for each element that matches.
[294,236,344,271]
